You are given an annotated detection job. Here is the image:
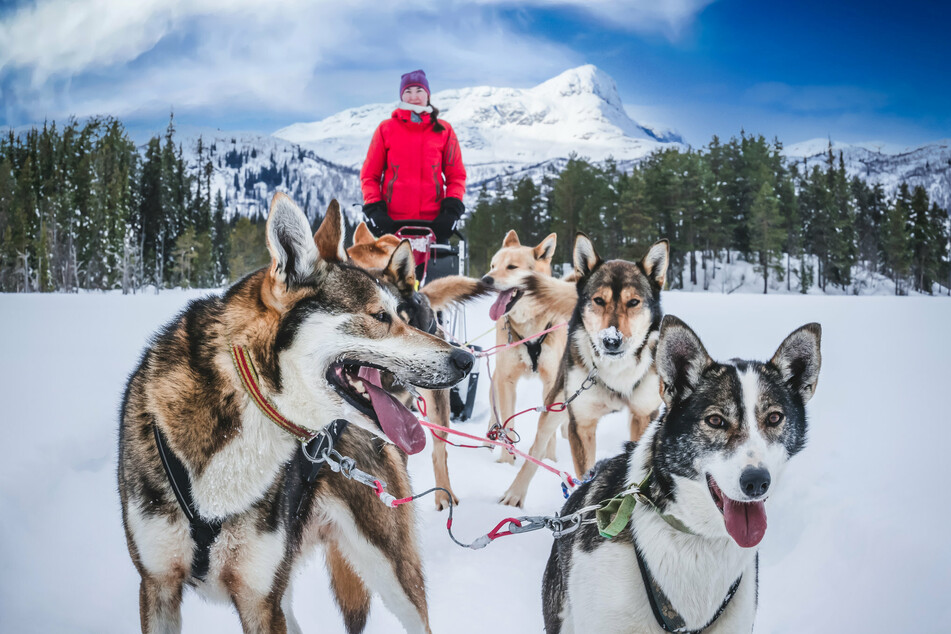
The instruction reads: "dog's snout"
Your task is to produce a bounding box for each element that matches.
[450,347,475,375]
[602,335,622,351]
[481,275,494,286]
[739,467,771,498]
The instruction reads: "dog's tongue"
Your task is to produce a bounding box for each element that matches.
[722,497,768,548]
[356,366,426,455]
[489,289,515,321]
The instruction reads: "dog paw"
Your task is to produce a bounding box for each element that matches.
[435,489,459,511]
[496,451,516,465]
[499,488,526,508]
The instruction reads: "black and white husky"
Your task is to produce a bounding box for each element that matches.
[542,315,822,633]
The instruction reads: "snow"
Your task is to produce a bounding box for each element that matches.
[1,289,950,632]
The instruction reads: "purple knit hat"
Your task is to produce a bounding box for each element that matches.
[399,69,430,98]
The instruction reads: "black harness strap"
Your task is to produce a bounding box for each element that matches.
[507,319,552,373]
[152,419,350,581]
[152,424,222,581]
[632,536,742,633]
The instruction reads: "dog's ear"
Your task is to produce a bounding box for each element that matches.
[641,239,669,288]
[770,323,822,403]
[384,240,417,293]
[533,233,557,261]
[655,315,712,405]
[573,232,601,279]
[314,199,347,264]
[266,193,320,289]
[353,221,374,247]
[503,230,521,248]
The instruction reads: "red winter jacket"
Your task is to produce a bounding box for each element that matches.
[360,109,466,222]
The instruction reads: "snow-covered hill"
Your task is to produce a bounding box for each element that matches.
[784,138,951,210]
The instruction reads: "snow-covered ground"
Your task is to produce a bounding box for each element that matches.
[1,289,950,633]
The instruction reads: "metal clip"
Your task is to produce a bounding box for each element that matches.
[547,514,583,538]
[507,516,550,535]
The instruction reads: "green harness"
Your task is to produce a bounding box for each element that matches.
[595,469,694,538]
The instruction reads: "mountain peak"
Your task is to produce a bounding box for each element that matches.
[535,65,623,109]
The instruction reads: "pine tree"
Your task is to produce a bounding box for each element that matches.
[749,180,784,293]
[213,191,230,285]
[228,215,270,281]
[883,186,911,294]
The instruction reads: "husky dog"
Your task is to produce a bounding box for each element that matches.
[118,194,473,633]
[500,234,669,507]
[542,316,822,633]
[480,230,566,464]
[348,222,489,509]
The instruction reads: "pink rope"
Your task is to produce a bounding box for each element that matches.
[477,321,567,358]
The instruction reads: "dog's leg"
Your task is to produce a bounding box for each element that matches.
[423,388,458,510]
[499,407,568,507]
[325,449,432,634]
[225,578,288,634]
[567,409,599,479]
[325,540,371,634]
[138,573,185,634]
[280,587,303,634]
[538,365,560,461]
[491,352,522,465]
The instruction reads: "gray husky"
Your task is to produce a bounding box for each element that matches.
[118,193,473,633]
[542,315,822,633]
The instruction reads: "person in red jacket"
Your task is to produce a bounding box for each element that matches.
[360,69,467,243]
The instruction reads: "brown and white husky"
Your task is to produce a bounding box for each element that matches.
[118,194,473,633]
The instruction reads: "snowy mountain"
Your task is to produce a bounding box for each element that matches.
[172,66,950,226]
[784,138,951,210]
[274,65,682,190]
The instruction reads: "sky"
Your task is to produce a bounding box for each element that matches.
[0,0,949,148]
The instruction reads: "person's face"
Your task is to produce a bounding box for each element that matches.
[401,85,428,107]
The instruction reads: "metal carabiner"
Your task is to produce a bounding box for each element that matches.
[507,516,550,535]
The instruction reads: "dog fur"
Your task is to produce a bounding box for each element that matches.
[541,315,822,633]
[480,230,567,465]
[500,234,669,507]
[118,194,475,633]
[347,223,490,509]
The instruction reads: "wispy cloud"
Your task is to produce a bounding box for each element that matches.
[0,0,711,127]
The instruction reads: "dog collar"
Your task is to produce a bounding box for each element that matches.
[230,344,321,444]
[596,469,694,538]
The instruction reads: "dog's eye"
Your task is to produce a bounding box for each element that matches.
[372,310,391,324]
[627,299,640,308]
[766,411,784,426]
[592,297,606,307]
[705,414,726,429]
[507,264,518,270]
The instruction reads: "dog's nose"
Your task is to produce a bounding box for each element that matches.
[602,335,622,352]
[450,347,475,374]
[481,275,494,286]
[739,467,771,498]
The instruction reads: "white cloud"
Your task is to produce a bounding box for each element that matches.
[0,0,590,125]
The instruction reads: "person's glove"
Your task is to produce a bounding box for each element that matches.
[363,201,395,236]
[432,197,464,240]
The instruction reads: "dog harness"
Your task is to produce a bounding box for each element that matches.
[151,345,352,581]
[505,318,552,372]
[595,470,743,633]
[152,420,350,581]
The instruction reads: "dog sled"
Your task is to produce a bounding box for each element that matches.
[392,224,481,422]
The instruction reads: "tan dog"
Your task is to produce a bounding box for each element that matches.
[480,230,566,465]
[348,222,489,510]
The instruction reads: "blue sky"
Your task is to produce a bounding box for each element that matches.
[1,0,948,148]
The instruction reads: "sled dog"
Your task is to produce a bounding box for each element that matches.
[542,315,822,633]
[480,230,566,464]
[118,194,473,633]
[500,234,668,507]
[348,222,489,509]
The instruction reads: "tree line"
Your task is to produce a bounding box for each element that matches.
[465,133,950,295]
[0,116,274,293]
